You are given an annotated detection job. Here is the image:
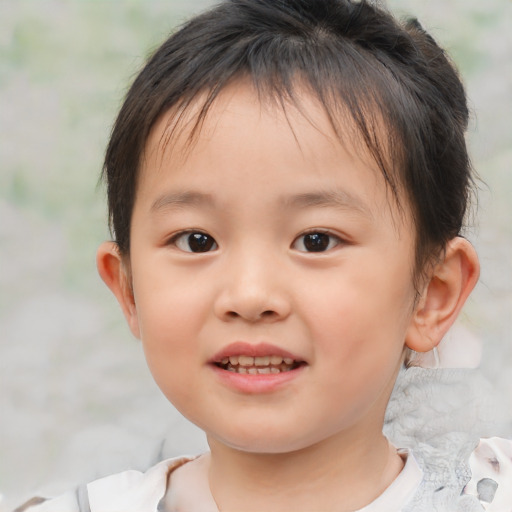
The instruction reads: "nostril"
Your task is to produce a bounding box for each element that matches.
[225,310,276,320]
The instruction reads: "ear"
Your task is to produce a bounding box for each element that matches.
[406,237,479,353]
[96,241,141,339]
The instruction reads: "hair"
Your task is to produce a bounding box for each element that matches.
[103,0,474,286]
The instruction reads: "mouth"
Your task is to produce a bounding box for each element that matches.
[210,343,307,392]
[215,355,305,374]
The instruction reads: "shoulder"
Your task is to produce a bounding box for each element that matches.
[15,456,197,512]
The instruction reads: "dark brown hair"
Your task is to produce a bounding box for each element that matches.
[103,0,473,281]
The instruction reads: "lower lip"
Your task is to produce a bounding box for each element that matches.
[210,364,306,394]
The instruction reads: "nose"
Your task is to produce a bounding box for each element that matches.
[213,251,291,323]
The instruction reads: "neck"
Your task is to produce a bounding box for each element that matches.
[207,429,403,512]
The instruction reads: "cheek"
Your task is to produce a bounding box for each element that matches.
[302,265,414,361]
[304,278,409,424]
[131,267,212,381]
[136,283,208,419]
[134,262,208,336]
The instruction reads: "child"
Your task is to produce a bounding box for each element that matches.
[17,0,510,510]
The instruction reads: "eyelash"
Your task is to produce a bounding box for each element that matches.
[167,229,344,254]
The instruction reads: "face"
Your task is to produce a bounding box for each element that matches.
[125,83,418,453]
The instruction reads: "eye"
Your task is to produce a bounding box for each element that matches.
[171,231,218,253]
[292,231,341,253]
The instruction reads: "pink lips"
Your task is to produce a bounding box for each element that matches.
[209,341,306,394]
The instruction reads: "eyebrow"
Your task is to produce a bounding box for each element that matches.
[281,190,372,217]
[150,191,215,213]
[150,189,372,217]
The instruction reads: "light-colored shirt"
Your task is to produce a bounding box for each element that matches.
[19,435,512,512]
[18,450,424,512]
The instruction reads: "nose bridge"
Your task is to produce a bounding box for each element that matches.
[214,243,290,322]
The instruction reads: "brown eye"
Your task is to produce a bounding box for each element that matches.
[174,232,218,253]
[293,232,340,252]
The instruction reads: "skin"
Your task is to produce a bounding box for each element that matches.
[98,82,479,511]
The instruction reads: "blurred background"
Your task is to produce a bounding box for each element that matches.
[1,0,510,509]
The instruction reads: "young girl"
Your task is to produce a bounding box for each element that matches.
[17,0,510,510]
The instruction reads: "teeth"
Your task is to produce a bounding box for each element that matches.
[223,363,299,375]
[223,355,294,367]
[218,354,300,375]
[238,355,254,366]
[228,365,283,374]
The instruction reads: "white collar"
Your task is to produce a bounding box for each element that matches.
[83,449,423,512]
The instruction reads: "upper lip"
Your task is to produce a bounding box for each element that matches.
[210,342,305,364]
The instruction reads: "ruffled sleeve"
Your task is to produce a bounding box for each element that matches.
[462,437,512,511]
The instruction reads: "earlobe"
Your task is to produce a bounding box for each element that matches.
[406,237,480,353]
[96,241,141,339]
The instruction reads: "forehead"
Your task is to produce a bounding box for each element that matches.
[138,81,408,226]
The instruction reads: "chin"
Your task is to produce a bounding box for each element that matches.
[209,426,320,455]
